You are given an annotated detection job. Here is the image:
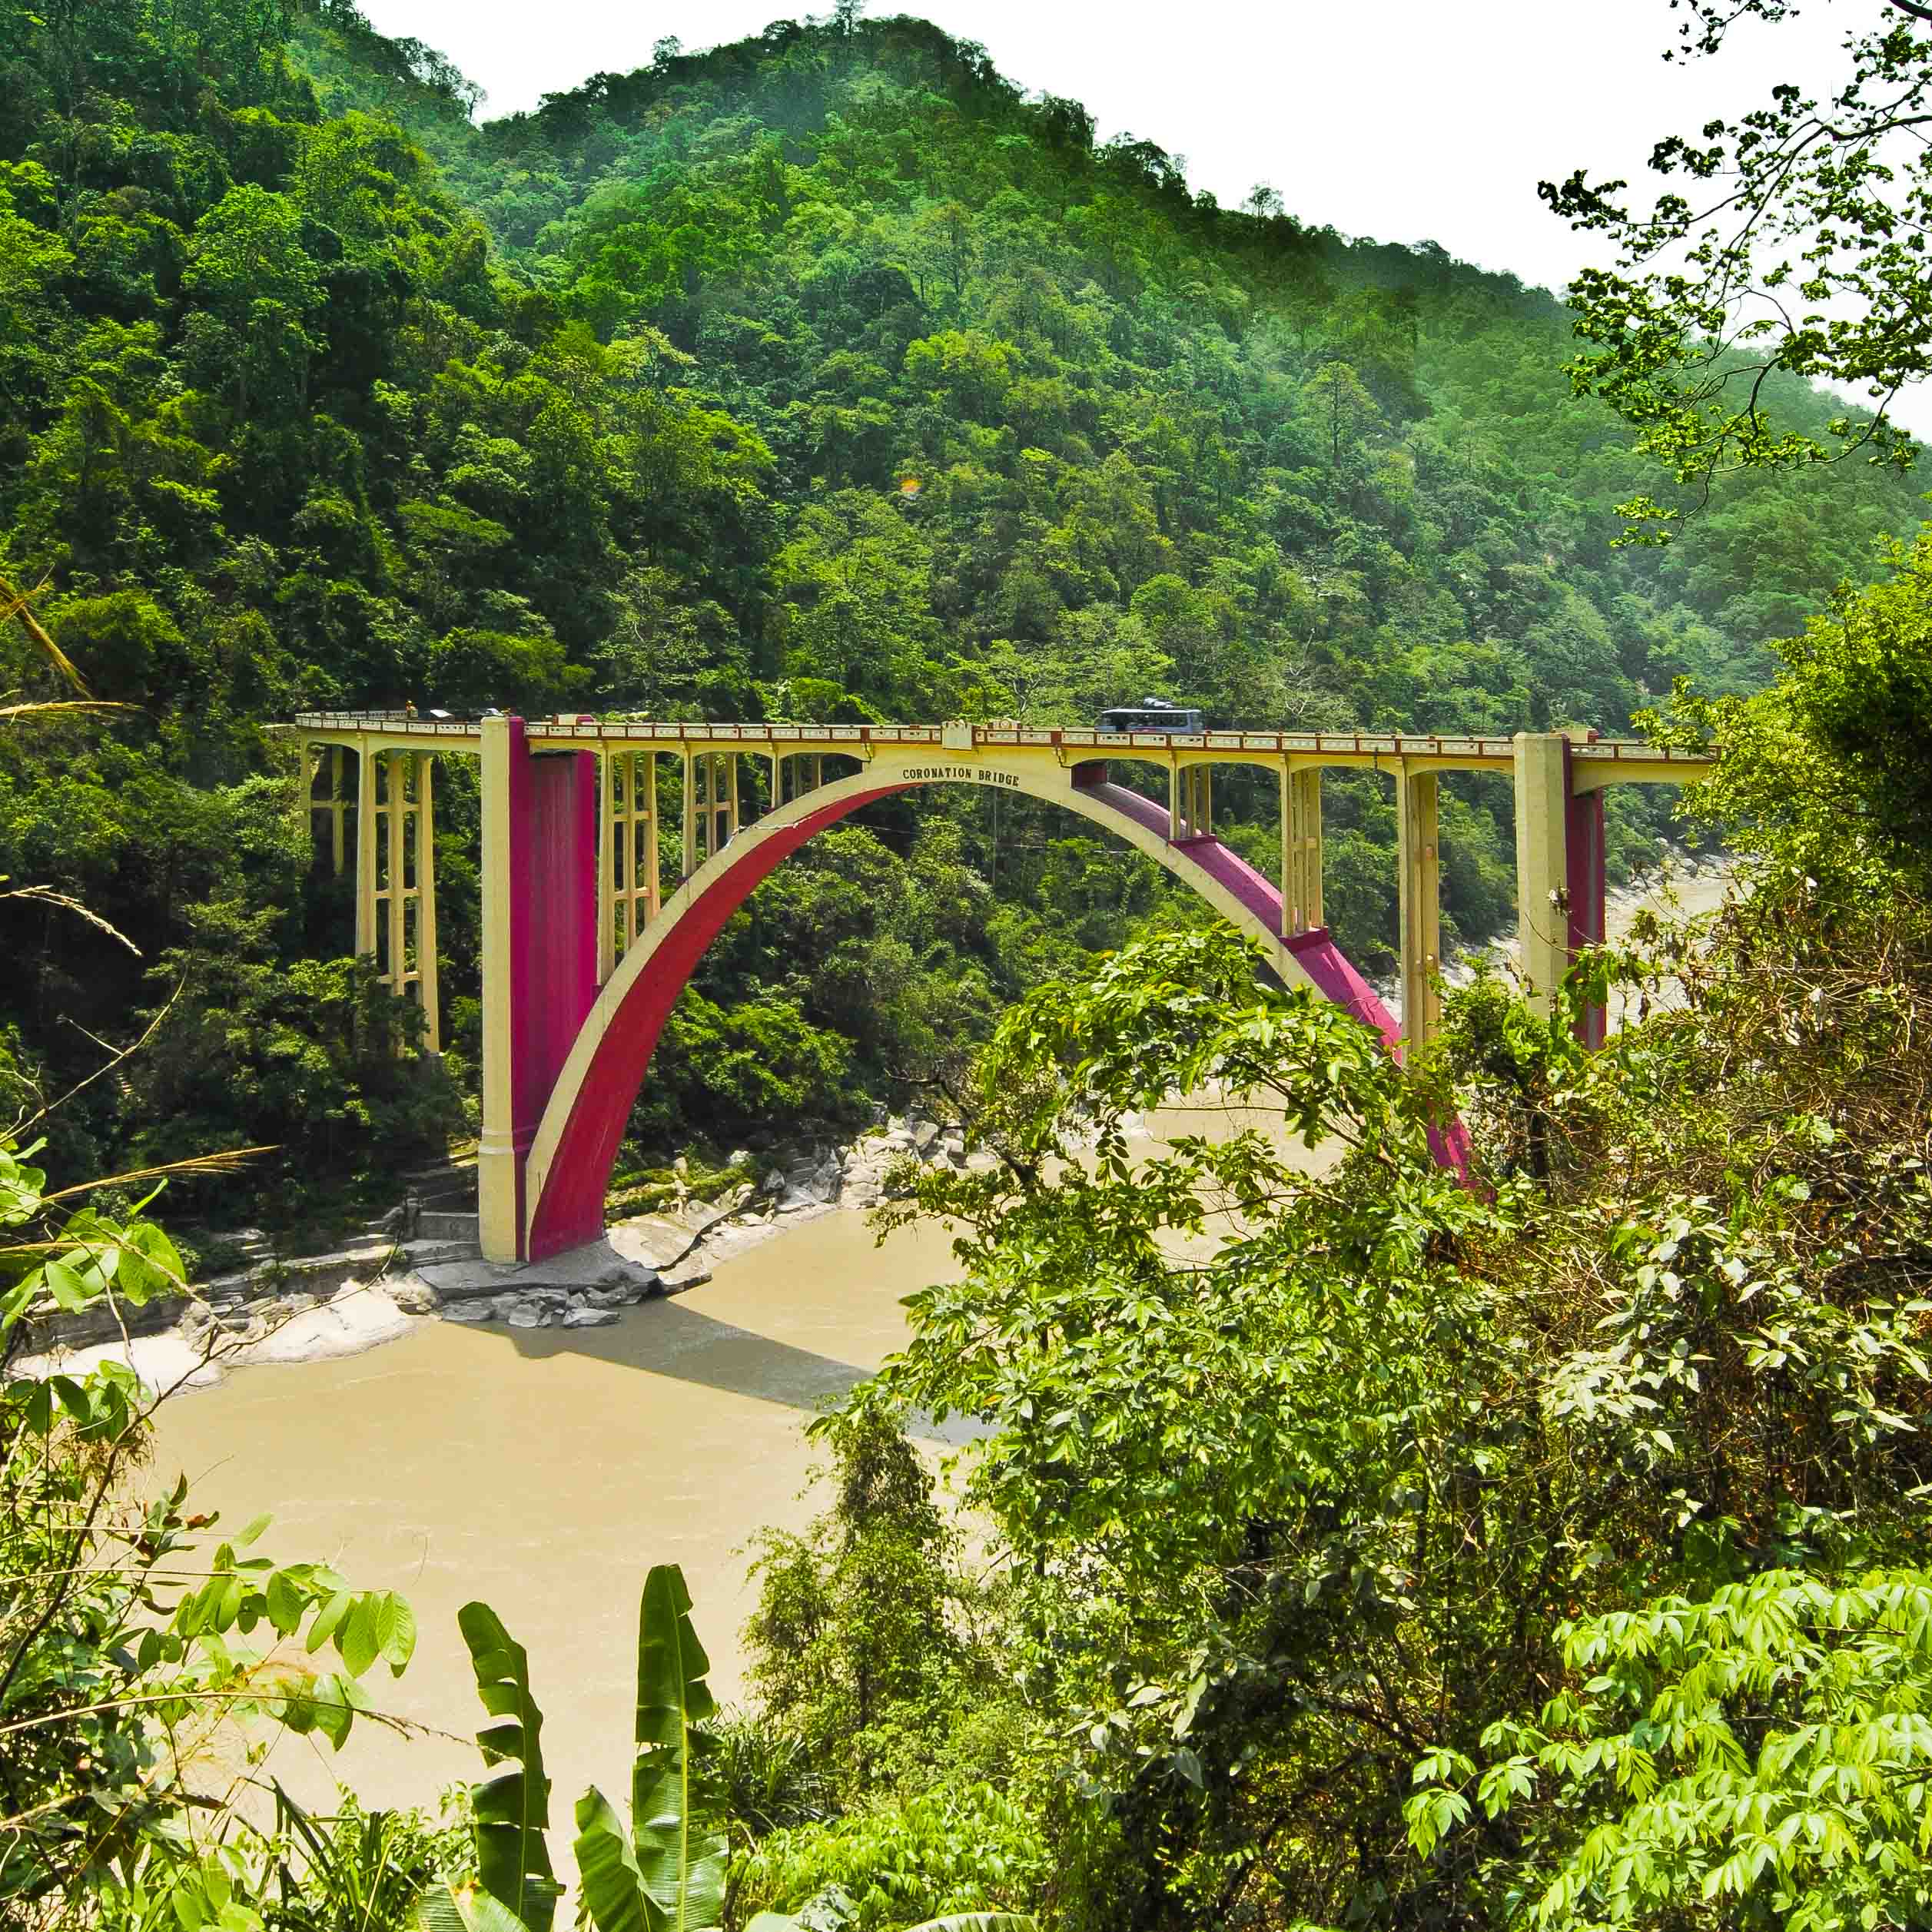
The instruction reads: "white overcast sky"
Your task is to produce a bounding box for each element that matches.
[357,0,1927,430]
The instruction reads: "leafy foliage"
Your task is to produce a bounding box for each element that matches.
[1543,0,1932,531]
[0,1138,420,1921]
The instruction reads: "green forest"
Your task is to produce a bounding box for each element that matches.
[2,0,1924,1220]
[8,2,1932,1928]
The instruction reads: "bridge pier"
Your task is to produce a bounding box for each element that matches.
[1280,766,1323,938]
[349,748,440,1051]
[1397,767,1442,1051]
[1513,731,1608,1046]
[479,716,600,1263]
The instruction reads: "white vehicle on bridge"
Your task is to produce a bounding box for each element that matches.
[1098,697,1205,735]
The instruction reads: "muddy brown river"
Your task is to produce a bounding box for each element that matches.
[152,1210,967,1823]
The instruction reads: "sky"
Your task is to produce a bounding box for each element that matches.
[355,0,1862,288]
[354,0,1927,431]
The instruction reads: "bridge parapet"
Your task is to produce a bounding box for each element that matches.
[290,711,1715,778]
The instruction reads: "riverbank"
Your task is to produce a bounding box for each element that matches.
[8,1116,987,1390]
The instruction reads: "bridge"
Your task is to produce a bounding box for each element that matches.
[290,714,1713,1263]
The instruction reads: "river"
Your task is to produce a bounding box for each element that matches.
[152,1210,968,1824]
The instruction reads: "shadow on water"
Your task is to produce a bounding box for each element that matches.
[488,1292,961,1442]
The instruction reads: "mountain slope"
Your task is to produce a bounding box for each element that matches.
[0,0,1920,1206]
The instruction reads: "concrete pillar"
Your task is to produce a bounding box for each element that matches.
[681,752,696,880]
[598,749,617,986]
[1175,764,1210,840]
[414,753,439,1053]
[1512,732,1572,1028]
[1282,765,1323,935]
[354,748,377,955]
[1168,759,1182,840]
[385,752,405,991]
[297,741,315,844]
[1567,775,1608,1050]
[478,716,602,1263]
[1191,765,1213,838]
[329,746,347,875]
[1396,766,1441,1052]
[639,755,659,926]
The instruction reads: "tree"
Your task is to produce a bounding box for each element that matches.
[0,1140,420,1921]
[181,184,325,413]
[1545,0,1932,532]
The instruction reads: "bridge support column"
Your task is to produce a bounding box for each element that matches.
[1513,731,1607,1044]
[680,753,697,880]
[1280,765,1323,936]
[479,716,601,1263]
[354,748,377,954]
[1396,766,1441,1053]
[413,753,440,1052]
[1174,763,1211,841]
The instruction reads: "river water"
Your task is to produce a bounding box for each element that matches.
[152,1210,968,1822]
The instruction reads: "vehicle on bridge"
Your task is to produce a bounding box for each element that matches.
[1098,697,1204,735]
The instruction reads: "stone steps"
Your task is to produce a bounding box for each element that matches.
[417,1208,480,1245]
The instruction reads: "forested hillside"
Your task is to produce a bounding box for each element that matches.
[0,0,1920,1217]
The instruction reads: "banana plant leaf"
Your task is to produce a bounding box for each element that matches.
[573,1788,652,1932]
[414,1881,543,1932]
[456,1600,563,1932]
[631,1565,729,1932]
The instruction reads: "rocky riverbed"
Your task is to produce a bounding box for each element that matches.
[11,1112,996,1390]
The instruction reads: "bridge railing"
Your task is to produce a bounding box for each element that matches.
[287,712,1715,773]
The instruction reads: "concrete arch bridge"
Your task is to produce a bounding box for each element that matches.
[290,713,1711,1261]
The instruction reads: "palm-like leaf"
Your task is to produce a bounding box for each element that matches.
[415,1881,543,1932]
[572,1788,652,1932]
[456,1601,563,1932]
[631,1565,729,1932]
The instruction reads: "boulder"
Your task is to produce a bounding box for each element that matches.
[178,1300,220,1342]
[583,1277,656,1310]
[562,1306,620,1329]
[440,1300,494,1324]
[503,1298,553,1328]
[390,1279,441,1316]
[251,1291,320,1326]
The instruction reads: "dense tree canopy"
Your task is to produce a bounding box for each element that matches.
[1,0,1924,1223]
